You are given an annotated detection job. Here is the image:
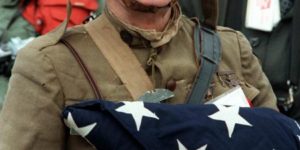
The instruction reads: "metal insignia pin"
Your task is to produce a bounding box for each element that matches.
[138,89,175,103]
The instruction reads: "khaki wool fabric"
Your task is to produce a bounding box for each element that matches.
[0,4,277,150]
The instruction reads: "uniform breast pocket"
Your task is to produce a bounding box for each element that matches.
[212,71,260,103]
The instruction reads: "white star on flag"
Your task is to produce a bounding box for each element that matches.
[295,121,300,142]
[295,121,300,130]
[115,101,159,131]
[209,105,252,138]
[177,139,188,150]
[65,112,97,137]
[177,139,207,150]
[197,144,208,150]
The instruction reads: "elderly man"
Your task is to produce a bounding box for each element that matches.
[0,0,277,149]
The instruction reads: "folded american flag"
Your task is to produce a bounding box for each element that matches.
[62,100,300,150]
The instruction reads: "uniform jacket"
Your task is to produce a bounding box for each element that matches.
[0,4,277,150]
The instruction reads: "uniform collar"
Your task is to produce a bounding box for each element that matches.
[104,3,183,48]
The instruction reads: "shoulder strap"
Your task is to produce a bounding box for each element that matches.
[60,39,102,99]
[187,24,222,104]
[84,15,154,100]
[201,0,219,30]
[56,0,103,99]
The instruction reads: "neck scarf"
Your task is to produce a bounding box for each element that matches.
[105,2,182,48]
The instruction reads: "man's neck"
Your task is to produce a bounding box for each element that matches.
[106,1,172,32]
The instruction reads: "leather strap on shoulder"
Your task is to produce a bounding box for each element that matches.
[60,39,102,99]
[187,25,222,104]
[201,0,219,30]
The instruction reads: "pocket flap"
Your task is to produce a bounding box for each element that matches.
[240,82,260,101]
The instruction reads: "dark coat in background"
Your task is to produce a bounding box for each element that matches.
[179,0,233,27]
[179,0,218,29]
[179,0,203,20]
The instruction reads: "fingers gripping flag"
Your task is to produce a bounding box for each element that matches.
[62,100,300,150]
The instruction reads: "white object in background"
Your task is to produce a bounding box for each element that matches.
[245,0,281,32]
[272,0,281,27]
[7,37,35,56]
[0,47,12,58]
[205,86,250,108]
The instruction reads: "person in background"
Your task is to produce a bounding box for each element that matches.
[22,0,99,35]
[0,0,36,108]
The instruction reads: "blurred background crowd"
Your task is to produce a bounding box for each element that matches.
[0,0,299,123]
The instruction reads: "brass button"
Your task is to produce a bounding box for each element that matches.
[120,30,133,45]
[205,89,213,100]
[166,79,176,91]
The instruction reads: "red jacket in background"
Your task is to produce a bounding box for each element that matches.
[22,0,98,35]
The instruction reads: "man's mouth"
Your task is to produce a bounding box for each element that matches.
[122,0,175,13]
[134,0,172,7]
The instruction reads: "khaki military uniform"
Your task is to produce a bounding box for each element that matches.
[0,4,277,150]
